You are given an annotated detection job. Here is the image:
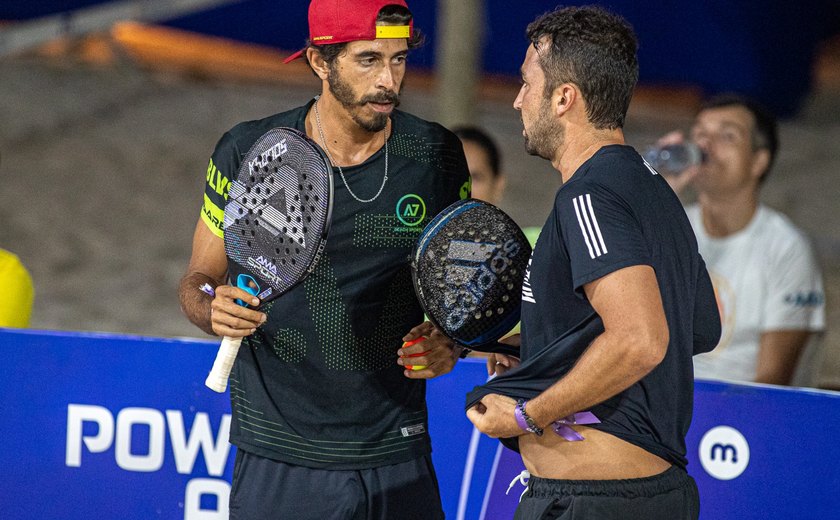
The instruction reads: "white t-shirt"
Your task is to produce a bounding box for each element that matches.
[687,204,825,382]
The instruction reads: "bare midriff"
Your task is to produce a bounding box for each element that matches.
[519,426,672,480]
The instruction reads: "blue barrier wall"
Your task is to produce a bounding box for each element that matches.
[2,1,837,116]
[2,328,839,519]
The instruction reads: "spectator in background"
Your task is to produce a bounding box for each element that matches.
[659,94,825,386]
[453,126,506,205]
[454,125,542,247]
[0,247,34,328]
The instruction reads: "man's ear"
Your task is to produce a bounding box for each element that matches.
[307,47,330,81]
[552,84,576,117]
[751,148,771,181]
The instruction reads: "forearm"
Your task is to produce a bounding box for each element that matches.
[754,330,812,385]
[526,332,661,428]
[178,272,217,336]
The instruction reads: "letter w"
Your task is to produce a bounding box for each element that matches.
[167,411,231,477]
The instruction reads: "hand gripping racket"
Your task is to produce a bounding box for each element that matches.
[205,127,333,392]
[411,199,532,357]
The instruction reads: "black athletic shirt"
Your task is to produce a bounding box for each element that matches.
[466,145,720,469]
[202,99,470,469]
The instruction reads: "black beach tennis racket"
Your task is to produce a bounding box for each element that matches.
[411,199,531,357]
[205,127,333,392]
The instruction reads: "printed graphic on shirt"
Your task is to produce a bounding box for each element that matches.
[305,256,417,371]
[784,290,824,308]
[396,194,426,227]
[572,194,608,259]
[202,158,232,238]
[353,213,429,248]
[522,257,535,304]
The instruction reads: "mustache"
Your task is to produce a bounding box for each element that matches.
[360,91,400,105]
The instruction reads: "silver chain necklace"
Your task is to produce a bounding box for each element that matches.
[312,97,389,203]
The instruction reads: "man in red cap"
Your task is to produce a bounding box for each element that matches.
[179,0,470,518]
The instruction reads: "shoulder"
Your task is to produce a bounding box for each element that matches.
[221,106,309,154]
[390,111,467,174]
[754,206,812,247]
[752,206,818,261]
[391,111,463,150]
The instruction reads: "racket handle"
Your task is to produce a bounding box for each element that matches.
[205,336,243,393]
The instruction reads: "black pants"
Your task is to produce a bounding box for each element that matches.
[229,449,444,520]
[514,466,700,520]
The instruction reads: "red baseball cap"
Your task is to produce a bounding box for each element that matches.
[283,0,413,63]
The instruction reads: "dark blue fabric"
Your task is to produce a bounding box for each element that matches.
[466,145,720,468]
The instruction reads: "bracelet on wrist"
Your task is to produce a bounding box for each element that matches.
[514,399,543,436]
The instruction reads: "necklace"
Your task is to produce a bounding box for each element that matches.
[312,97,389,203]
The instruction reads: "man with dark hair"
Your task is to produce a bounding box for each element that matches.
[661,94,825,386]
[178,1,469,517]
[466,6,720,518]
[453,126,506,205]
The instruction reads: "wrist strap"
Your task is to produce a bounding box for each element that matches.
[514,399,543,436]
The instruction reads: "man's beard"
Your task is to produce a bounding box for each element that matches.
[328,68,401,133]
[524,98,562,160]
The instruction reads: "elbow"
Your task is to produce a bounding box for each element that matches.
[629,324,669,374]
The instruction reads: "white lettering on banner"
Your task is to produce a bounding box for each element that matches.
[66,404,115,467]
[116,407,165,471]
[65,404,231,475]
[167,411,231,476]
[185,478,230,520]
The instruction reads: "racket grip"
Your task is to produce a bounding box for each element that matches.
[205,336,243,392]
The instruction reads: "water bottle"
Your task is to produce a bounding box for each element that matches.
[642,142,703,174]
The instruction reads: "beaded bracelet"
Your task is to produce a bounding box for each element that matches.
[514,399,543,436]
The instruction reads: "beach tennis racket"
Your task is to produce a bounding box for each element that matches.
[205,127,333,392]
[411,199,531,357]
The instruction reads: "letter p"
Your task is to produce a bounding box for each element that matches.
[66,404,114,467]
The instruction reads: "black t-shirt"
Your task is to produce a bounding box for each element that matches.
[202,99,470,469]
[466,145,720,468]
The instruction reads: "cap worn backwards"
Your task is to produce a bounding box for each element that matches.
[284,0,413,63]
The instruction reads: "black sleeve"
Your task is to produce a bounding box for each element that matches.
[692,257,722,355]
[556,182,652,296]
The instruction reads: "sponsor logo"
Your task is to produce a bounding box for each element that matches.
[443,238,522,330]
[699,425,750,480]
[396,194,426,226]
[522,257,535,303]
[247,256,283,287]
[572,193,608,260]
[250,139,288,169]
[459,180,471,200]
[400,423,427,437]
[66,404,232,518]
[206,159,231,199]
[784,291,824,308]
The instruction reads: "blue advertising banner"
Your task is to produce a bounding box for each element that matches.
[2,328,839,519]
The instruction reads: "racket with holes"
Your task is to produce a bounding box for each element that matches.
[411,199,531,356]
[205,127,333,392]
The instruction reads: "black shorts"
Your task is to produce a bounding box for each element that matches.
[514,466,700,520]
[229,449,444,520]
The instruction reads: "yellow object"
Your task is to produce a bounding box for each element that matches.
[375,25,411,39]
[402,338,427,371]
[0,248,34,328]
